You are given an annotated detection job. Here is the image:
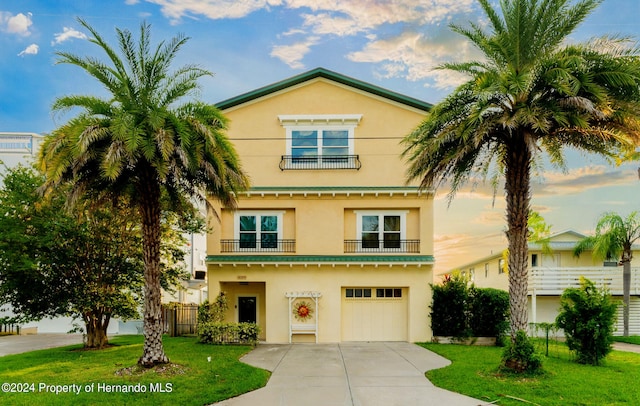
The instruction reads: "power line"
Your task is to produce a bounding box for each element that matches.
[230,136,405,141]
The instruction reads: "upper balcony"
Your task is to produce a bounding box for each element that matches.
[221,239,296,253]
[529,266,640,296]
[219,239,422,255]
[344,239,420,254]
[279,155,361,170]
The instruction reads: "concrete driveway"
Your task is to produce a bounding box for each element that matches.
[214,342,484,406]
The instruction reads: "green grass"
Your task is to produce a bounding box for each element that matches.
[612,335,640,345]
[420,341,640,406]
[0,335,269,405]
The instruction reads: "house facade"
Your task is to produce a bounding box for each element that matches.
[206,68,434,343]
[450,230,640,335]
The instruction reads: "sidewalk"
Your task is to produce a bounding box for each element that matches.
[215,342,484,406]
[612,342,640,353]
[0,334,83,356]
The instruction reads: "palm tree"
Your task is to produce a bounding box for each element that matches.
[403,0,640,352]
[574,212,640,336]
[38,19,249,366]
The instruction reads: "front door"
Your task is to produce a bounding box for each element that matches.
[238,296,257,324]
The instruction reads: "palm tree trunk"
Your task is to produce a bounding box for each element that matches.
[504,136,532,339]
[138,178,169,367]
[622,248,632,337]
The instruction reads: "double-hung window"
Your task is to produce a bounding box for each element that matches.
[355,211,407,251]
[291,129,349,163]
[235,212,283,250]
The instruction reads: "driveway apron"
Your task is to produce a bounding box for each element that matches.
[214,342,483,406]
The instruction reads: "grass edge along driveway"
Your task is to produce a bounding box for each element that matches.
[421,341,640,406]
[0,335,269,406]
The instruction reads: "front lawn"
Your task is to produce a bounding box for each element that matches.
[421,341,640,405]
[0,335,269,405]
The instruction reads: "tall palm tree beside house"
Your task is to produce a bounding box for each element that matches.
[38,19,249,366]
[403,0,640,358]
[573,212,640,337]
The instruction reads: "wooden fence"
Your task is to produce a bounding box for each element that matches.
[162,304,199,337]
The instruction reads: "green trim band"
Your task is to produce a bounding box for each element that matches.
[216,67,433,112]
[206,255,435,263]
[248,186,425,192]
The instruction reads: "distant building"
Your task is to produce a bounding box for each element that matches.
[0,132,44,174]
[447,230,640,335]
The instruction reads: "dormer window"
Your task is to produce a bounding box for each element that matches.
[279,115,362,170]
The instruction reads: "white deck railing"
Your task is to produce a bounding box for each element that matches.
[528,266,640,296]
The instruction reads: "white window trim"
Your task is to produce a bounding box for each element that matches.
[354,210,408,246]
[234,211,285,251]
[279,114,362,157]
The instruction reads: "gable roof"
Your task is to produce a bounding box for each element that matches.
[215,67,433,112]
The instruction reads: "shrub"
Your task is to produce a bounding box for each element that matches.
[501,330,543,373]
[198,322,260,345]
[468,287,509,341]
[430,274,509,343]
[197,292,228,325]
[430,274,470,338]
[555,277,617,365]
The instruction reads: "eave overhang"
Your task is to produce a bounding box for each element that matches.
[206,254,435,268]
[216,67,433,112]
[233,186,434,198]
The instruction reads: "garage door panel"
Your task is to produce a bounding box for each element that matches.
[341,288,407,341]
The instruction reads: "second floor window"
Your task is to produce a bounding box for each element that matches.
[362,215,401,249]
[236,212,283,250]
[356,211,407,250]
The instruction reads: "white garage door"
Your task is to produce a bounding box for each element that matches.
[341,287,408,341]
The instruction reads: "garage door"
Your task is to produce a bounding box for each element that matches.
[341,287,407,341]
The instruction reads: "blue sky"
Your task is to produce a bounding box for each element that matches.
[1,0,640,272]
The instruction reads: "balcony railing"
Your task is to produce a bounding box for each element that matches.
[529,267,640,296]
[344,240,420,253]
[279,155,361,170]
[221,239,296,253]
[0,134,33,154]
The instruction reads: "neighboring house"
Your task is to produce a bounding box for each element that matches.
[0,132,205,333]
[449,230,640,335]
[0,132,44,173]
[206,68,434,343]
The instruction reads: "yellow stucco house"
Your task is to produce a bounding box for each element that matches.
[450,230,640,335]
[205,68,434,343]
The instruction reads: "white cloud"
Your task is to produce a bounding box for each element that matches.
[534,165,636,196]
[0,11,33,36]
[348,28,481,88]
[17,43,38,57]
[52,27,88,45]
[139,0,480,83]
[270,37,318,68]
[145,0,283,23]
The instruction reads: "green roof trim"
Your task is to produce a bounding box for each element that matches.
[216,67,433,112]
[206,255,435,263]
[246,186,429,192]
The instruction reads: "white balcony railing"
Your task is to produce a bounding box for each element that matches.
[528,267,640,296]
